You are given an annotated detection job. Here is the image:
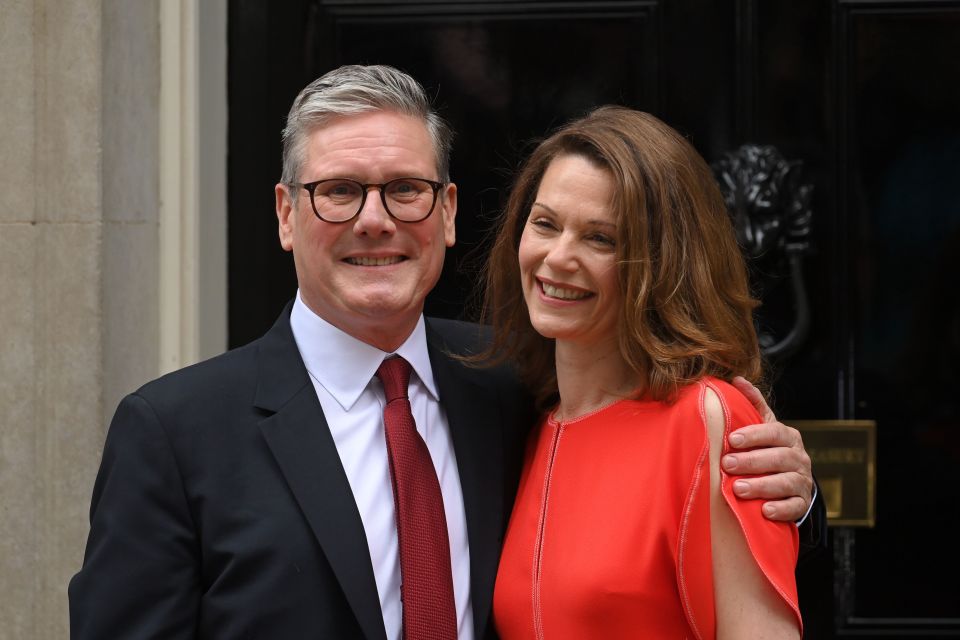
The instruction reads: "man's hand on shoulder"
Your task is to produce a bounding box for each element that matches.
[722,377,814,523]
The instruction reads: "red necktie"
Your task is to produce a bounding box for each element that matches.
[376,356,458,640]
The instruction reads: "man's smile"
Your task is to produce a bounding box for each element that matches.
[344,256,407,266]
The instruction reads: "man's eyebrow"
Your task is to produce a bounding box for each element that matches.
[531,202,616,229]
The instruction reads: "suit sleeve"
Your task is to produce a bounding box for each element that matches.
[69,393,200,639]
[798,478,828,563]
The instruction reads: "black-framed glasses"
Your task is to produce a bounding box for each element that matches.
[289,177,446,223]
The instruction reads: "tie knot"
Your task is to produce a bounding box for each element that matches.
[376,356,412,403]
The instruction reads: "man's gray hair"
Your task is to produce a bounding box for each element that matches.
[280,64,453,192]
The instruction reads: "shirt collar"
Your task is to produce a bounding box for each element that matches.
[290,291,440,411]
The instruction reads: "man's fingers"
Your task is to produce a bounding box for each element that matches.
[729,471,810,501]
[731,376,776,423]
[761,497,808,522]
[722,445,810,476]
[729,474,810,522]
[724,383,817,523]
[728,422,802,450]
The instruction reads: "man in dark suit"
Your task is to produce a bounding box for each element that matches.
[69,65,821,639]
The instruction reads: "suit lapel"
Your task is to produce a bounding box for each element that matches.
[254,306,387,640]
[426,321,506,639]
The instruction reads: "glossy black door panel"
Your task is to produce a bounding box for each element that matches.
[838,4,960,632]
[228,1,960,635]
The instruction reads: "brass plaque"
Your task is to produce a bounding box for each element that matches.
[792,420,876,527]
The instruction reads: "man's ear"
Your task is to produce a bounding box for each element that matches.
[276,183,295,252]
[440,182,457,247]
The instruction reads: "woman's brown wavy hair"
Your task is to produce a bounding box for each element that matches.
[476,106,763,410]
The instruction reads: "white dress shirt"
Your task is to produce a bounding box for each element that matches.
[290,292,473,640]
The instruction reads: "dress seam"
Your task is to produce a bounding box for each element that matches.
[532,422,564,640]
[677,380,709,640]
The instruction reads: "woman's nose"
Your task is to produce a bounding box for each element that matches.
[543,235,578,271]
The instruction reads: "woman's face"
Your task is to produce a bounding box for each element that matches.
[518,154,622,348]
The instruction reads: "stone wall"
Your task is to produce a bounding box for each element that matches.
[0,1,160,636]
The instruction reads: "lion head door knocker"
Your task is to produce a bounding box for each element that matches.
[712,145,814,359]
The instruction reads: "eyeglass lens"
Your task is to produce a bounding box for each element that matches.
[312,178,437,222]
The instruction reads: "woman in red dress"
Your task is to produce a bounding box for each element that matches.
[479,107,803,638]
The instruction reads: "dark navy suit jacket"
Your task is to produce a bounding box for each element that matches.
[69,304,533,639]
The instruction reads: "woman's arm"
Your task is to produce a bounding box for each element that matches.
[705,386,801,639]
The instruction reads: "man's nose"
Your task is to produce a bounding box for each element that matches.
[353,187,395,235]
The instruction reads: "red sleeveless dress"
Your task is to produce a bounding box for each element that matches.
[493,377,801,639]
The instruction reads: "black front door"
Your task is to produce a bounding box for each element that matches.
[227,2,960,636]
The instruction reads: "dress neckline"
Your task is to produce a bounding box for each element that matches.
[547,395,648,426]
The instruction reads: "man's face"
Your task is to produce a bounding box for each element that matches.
[276,110,457,350]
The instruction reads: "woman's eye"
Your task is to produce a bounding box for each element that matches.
[589,234,616,246]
